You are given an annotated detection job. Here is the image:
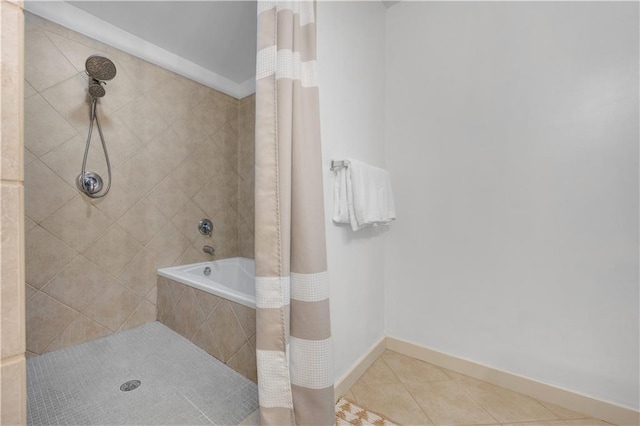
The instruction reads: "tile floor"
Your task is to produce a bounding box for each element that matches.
[344,350,612,426]
[27,322,258,425]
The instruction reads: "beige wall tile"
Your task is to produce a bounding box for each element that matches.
[41,195,113,252]
[115,147,172,195]
[90,171,143,221]
[211,204,239,258]
[24,93,77,157]
[117,197,167,245]
[24,80,36,98]
[405,381,497,425]
[40,255,110,311]
[24,160,76,222]
[171,288,206,339]
[145,286,157,306]
[194,165,238,218]
[207,301,247,362]
[82,282,142,332]
[145,127,193,170]
[145,223,190,268]
[26,292,76,354]
[147,174,191,220]
[171,200,211,245]
[118,249,158,297]
[190,323,223,361]
[25,226,76,289]
[193,288,222,318]
[83,225,142,274]
[0,356,26,426]
[45,314,110,352]
[229,301,256,338]
[40,133,107,188]
[43,30,107,73]
[91,116,143,168]
[227,341,257,383]
[1,1,25,181]
[23,147,36,166]
[25,284,37,302]
[1,183,25,358]
[114,94,171,144]
[119,300,156,332]
[176,245,211,265]
[40,72,90,132]
[24,30,77,91]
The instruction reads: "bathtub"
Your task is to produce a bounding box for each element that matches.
[157,257,255,308]
[156,257,257,382]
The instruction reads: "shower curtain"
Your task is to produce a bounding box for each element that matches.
[254,1,334,425]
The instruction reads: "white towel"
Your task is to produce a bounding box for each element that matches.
[332,159,396,231]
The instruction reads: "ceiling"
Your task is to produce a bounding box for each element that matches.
[27,1,396,97]
[68,1,258,84]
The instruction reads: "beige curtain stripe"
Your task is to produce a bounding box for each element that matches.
[291,385,335,426]
[257,8,276,53]
[290,299,331,340]
[259,406,296,425]
[257,307,291,351]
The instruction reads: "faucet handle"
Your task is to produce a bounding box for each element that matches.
[198,219,213,236]
[203,245,215,255]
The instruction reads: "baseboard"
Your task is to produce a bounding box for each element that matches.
[386,337,639,426]
[334,336,386,402]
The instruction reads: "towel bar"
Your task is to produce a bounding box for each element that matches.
[330,160,349,171]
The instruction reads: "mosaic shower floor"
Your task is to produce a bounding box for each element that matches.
[27,322,258,425]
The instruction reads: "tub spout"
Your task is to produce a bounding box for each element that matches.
[203,245,215,255]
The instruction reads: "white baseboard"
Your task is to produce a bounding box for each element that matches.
[386,337,639,426]
[334,336,386,402]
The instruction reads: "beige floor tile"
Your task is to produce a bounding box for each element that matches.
[502,419,611,426]
[405,381,497,425]
[351,382,433,425]
[382,350,450,383]
[536,401,589,420]
[356,358,399,385]
[343,390,357,402]
[457,377,557,423]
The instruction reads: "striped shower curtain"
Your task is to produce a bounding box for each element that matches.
[254,1,334,425]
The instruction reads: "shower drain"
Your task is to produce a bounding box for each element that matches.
[119,380,141,392]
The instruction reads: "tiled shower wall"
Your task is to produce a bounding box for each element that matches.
[24,13,255,356]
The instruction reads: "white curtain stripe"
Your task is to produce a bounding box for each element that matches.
[257,350,294,408]
[256,47,318,87]
[289,337,333,389]
[290,271,329,302]
[256,276,291,309]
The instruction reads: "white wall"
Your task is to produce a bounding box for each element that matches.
[316,1,388,381]
[384,2,639,409]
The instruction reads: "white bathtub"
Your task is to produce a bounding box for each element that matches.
[157,257,255,308]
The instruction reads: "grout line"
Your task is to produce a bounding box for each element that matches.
[378,353,438,425]
[176,389,216,425]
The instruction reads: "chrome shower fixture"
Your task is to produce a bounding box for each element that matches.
[77,55,116,198]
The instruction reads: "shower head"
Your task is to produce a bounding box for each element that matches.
[88,82,106,98]
[85,55,117,81]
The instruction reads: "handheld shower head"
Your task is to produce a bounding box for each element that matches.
[88,82,106,98]
[85,55,117,81]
